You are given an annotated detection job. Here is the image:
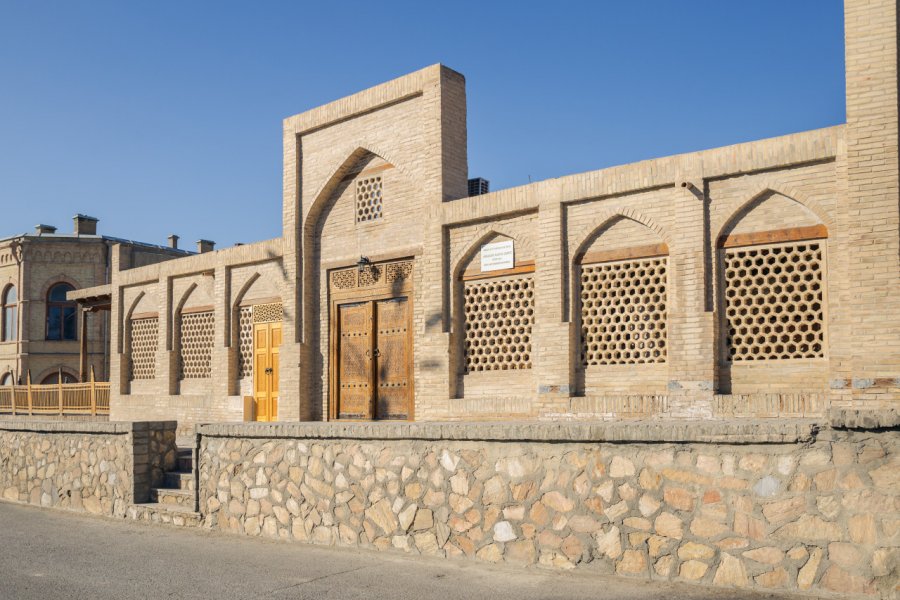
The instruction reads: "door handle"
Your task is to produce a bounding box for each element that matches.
[373,348,381,358]
[265,367,273,375]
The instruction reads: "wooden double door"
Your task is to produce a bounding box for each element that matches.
[333,295,412,420]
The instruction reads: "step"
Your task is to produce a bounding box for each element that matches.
[149,487,195,508]
[163,471,195,491]
[176,448,193,472]
[127,503,202,527]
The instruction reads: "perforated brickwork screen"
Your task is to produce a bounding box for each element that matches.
[580,256,668,366]
[463,275,534,372]
[178,311,214,379]
[129,317,158,380]
[238,307,253,379]
[356,176,383,223]
[723,241,825,361]
[253,302,283,324]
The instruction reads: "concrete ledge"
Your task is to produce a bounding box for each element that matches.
[829,408,899,429]
[0,420,177,435]
[197,419,821,444]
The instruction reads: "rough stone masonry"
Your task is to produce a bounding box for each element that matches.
[198,420,898,598]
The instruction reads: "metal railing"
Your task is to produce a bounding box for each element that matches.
[0,370,109,416]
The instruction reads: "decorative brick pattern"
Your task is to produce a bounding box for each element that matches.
[129,317,158,380]
[178,311,214,379]
[238,307,253,379]
[463,275,534,372]
[723,242,824,361]
[331,269,356,290]
[252,302,283,324]
[356,176,383,223]
[581,256,667,366]
[386,261,412,283]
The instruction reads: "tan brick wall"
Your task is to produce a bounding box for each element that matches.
[103,0,900,425]
[109,239,285,431]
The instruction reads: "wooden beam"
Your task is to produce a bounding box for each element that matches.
[131,312,159,320]
[181,305,215,315]
[718,224,827,249]
[461,260,536,282]
[578,243,669,265]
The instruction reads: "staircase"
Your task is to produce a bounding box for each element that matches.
[127,445,201,527]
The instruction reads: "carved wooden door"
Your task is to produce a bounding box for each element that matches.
[253,322,281,421]
[337,302,373,419]
[374,297,410,420]
[335,297,411,420]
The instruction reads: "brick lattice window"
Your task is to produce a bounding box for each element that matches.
[723,241,825,361]
[129,317,158,380]
[580,256,668,366]
[238,307,253,379]
[356,176,383,223]
[178,311,214,379]
[463,275,534,372]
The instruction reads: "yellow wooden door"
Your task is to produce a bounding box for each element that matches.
[254,322,281,421]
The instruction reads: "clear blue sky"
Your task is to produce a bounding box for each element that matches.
[0,1,845,248]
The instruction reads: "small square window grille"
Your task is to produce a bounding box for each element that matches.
[356,176,383,223]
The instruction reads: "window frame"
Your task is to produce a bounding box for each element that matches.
[46,282,78,341]
[1,284,16,343]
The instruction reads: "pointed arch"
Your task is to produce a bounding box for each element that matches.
[450,224,536,280]
[232,272,261,309]
[300,146,407,343]
[305,145,406,227]
[174,283,199,315]
[570,208,671,262]
[124,291,147,323]
[715,178,832,243]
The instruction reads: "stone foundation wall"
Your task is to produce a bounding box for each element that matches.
[0,420,177,516]
[198,421,898,599]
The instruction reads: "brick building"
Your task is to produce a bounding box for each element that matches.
[91,0,899,432]
[0,215,189,386]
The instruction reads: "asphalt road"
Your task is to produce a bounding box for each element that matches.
[0,501,799,600]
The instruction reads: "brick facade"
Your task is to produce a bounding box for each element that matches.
[0,220,187,387]
[108,0,900,431]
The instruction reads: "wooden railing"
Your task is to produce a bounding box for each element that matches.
[0,371,109,416]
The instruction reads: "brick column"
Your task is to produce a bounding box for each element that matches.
[161,276,177,396]
[841,0,900,408]
[108,245,126,409]
[666,161,715,418]
[533,199,572,416]
[211,266,229,400]
[280,127,305,421]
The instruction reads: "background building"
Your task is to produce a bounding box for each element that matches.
[0,215,190,386]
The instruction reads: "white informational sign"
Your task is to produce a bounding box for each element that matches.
[481,240,515,272]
